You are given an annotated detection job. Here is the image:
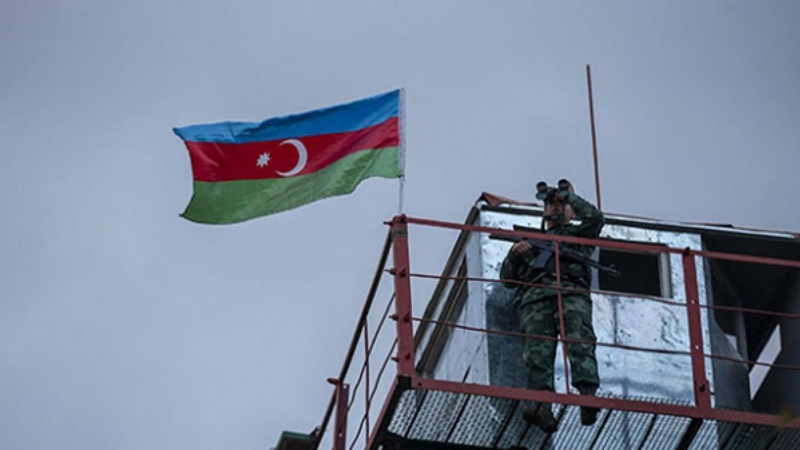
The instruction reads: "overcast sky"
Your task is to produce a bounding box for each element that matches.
[1,1,799,449]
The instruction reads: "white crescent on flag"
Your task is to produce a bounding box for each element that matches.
[276,139,308,177]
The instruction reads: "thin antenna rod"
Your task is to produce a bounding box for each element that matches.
[586,64,602,210]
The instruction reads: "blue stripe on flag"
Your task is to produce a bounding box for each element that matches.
[173,90,400,144]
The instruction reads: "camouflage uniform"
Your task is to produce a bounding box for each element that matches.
[500,192,603,392]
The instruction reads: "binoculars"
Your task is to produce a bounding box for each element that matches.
[535,179,572,201]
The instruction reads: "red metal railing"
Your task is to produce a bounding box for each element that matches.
[315,215,800,450]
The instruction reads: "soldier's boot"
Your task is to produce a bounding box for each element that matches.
[578,385,600,426]
[521,402,558,433]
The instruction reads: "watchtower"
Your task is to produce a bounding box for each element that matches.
[284,194,800,450]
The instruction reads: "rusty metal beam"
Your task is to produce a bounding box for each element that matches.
[316,230,395,449]
[410,377,800,430]
[401,216,800,269]
[332,381,350,450]
[682,249,712,410]
[390,215,416,378]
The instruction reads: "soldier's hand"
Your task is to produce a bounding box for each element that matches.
[512,241,532,255]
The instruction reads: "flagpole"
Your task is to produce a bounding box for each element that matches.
[398,88,407,214]
[586,64,603,210]
[398,177,405,214]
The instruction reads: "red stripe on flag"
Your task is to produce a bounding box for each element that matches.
[185,118,399,182]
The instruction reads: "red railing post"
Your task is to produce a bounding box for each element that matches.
[390,215,416,378]
[553,242,572,392]
[682,248,712,410]
[328,379,350,450]
[362,320,371,448]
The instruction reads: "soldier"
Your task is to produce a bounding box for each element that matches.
[500,179,603,432]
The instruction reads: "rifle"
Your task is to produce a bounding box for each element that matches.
[489,227,621,277]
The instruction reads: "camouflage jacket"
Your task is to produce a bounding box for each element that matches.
[500,192,604,307]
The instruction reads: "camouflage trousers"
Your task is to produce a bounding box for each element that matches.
[519,294,599,391]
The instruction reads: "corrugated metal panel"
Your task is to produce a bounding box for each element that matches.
[493,401,536,449]
[724,422,777,450]
[686,420,719,450]
[384,388,722,449]
[515,403,563,450]
[550,405,607,449]
[640,414,692,450]
[406,390,462,441]
[386,389,422,436]
[593,410,654,450]
[379,386,800,449]
[770,428,800,449]
[447,395,500,447]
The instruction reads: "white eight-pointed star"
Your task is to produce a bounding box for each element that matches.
[256,152,270,168]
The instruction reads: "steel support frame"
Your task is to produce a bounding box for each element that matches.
[332,381,350,450]
[315,231,395,450]
[390,215,416,378]
[407,376,800,429]
[682,248,712,410]
[346,215,800,450]
[402,216,800,271]
[554,243,573,392]
[365,377,406,450]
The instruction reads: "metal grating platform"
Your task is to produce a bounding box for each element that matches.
[378,388,800,450]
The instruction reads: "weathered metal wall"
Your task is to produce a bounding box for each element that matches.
[428,230,491,385]
[478,207,713,404]
[752,270,800,414]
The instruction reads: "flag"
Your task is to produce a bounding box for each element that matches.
[174,89,404,224]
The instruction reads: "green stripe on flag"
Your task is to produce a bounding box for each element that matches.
[181,147,400,224]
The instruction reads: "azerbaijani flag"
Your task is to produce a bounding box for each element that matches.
[174,89,404,224]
